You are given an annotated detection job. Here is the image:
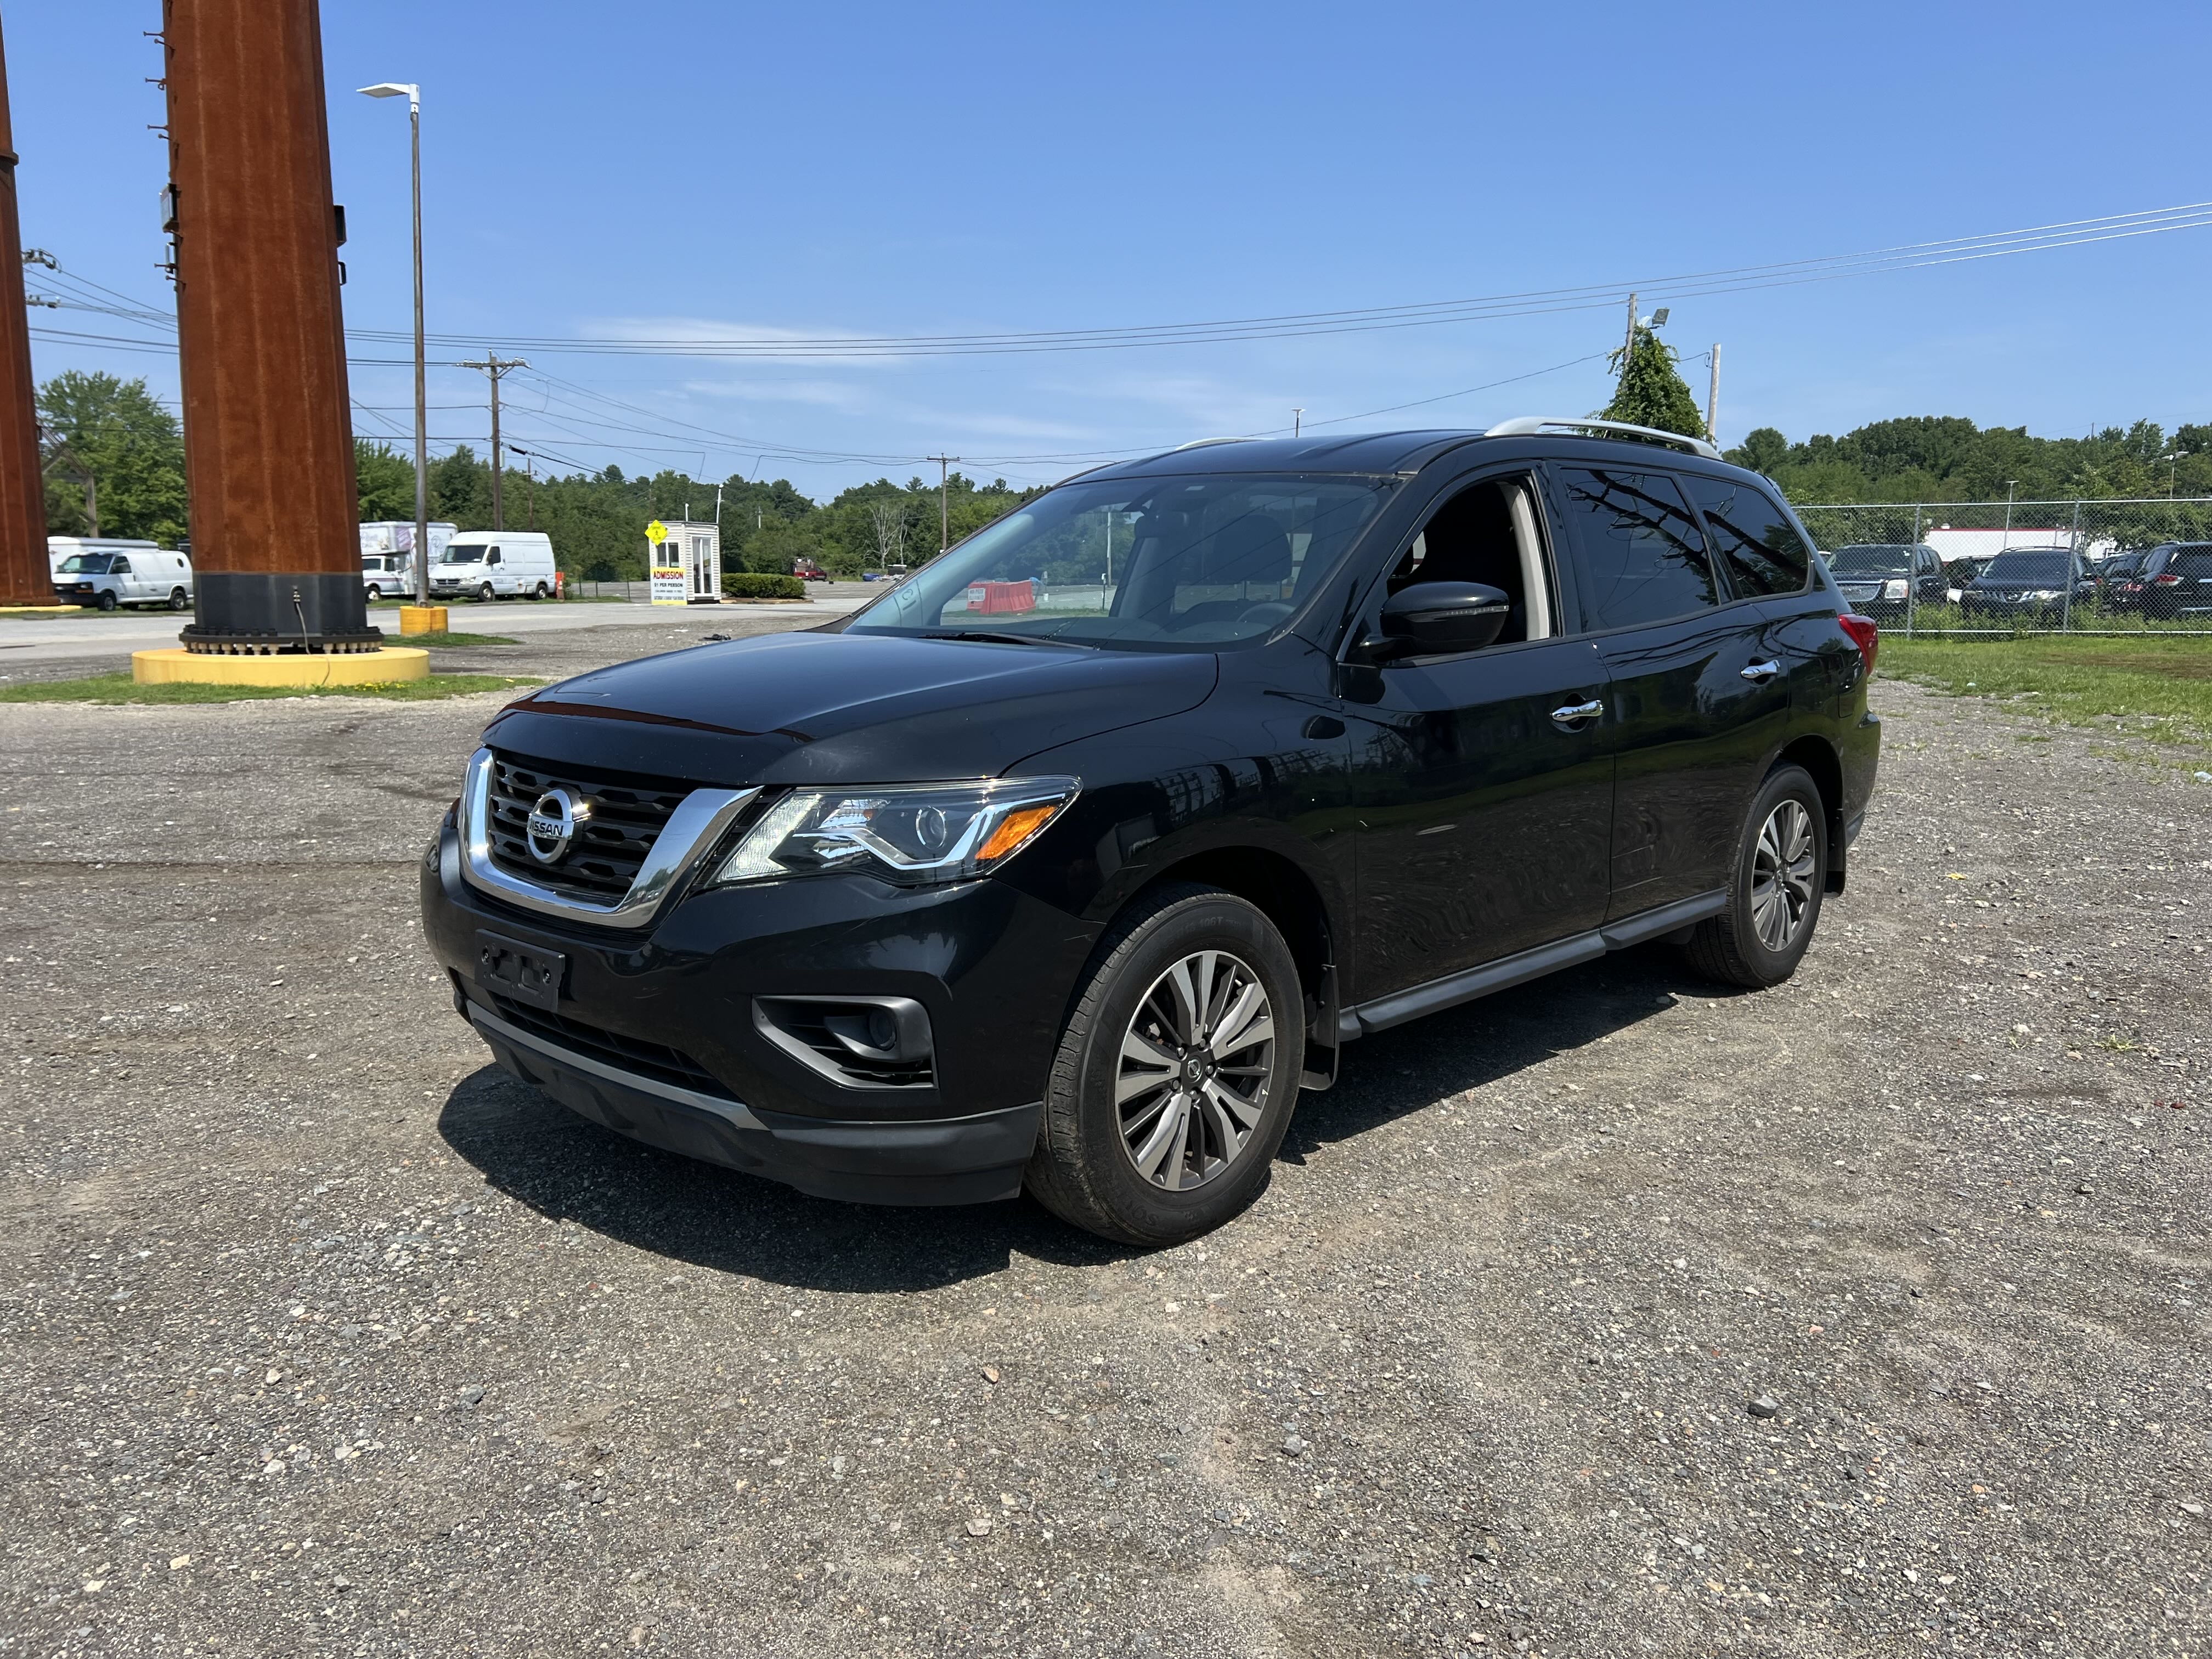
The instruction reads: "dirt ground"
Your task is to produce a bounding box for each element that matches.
[1,619,2206,1657]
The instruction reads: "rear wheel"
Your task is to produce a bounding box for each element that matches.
[532,581,549,600]
[1026,884,1304,1245]
[1684,763,1827,989]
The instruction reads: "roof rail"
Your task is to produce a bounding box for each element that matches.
[1171,436,1251,452]
[1484,416,1720,461]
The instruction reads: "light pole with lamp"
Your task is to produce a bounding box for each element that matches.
[357,81,428,606]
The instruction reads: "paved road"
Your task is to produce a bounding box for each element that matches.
[0,628,2206,1657]
[0,584,874,675]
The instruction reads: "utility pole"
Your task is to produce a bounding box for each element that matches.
[1706,343,1721,446]
[2002,481,2018,551]
[1292,408,1304,437]
[165,0,370,652]
[1623,291,1637,370]
[459,353,527,531]
[927,454,960,555]
[0,18,53,605]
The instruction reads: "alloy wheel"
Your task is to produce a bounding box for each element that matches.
[1750,799,1818,951]
[1114,950,1276,1192]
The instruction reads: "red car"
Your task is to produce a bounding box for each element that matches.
[792,558,830,582]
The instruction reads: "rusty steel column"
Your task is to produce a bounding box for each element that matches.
[164,0,376,651]
[0,13,53,607]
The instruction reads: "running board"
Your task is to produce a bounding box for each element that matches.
[1340,890,1726,1038]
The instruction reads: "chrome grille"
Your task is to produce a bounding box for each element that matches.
[486,753,691,900]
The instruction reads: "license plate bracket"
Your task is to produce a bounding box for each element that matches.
[475,930,567,1012]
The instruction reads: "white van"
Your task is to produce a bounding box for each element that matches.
[50,541,195,611]
[359,521,456,601]
[431,531,557,601]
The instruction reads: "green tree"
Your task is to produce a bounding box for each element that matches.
[355,441,416,521]
[1600,328,1707,440]
[37,371,189,544]
[1727,426,1790,477]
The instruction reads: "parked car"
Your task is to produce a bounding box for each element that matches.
[421,418,1880,1243]
[792,558,830,582]
[52,546,195,611]
[2135,542,2212,619]
[1959,547,2097,622]
[431,532,558,601]
[1827,543,1948,617]
[2095,549,2151,610]
[1944,554,1994,602]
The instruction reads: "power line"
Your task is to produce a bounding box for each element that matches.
[328,200,2212,359]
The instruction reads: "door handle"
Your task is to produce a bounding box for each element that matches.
[1740,659,1782,682]
[1549,697,1604,727]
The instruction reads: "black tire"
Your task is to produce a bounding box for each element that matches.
[167,586,189,611]
[1684,763,1827,990]
[478,583,495,603]
[96,590,119,612]
[532,581,549,600]
[1026,883,1304,1246]
[366,584,383,603]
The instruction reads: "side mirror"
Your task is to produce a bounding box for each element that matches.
[1372,581,1513,659]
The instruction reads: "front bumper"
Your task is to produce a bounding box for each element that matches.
[421,814,1094,1206]
[466,995,1040,1204]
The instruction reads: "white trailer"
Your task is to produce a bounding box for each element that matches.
[359,521,457,599]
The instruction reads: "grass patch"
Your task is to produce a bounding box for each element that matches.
[1881,634,2212,743]
[390,631,517,647]
[0,673,542,706]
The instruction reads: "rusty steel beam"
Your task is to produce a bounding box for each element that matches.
[0,15,53,607]
[164,0,376,651]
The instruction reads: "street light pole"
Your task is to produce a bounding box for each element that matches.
[358,82,426,603]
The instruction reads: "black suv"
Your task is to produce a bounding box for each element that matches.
[1827,543,1947,618]
[421,421,1882,1244]
[1959,546,2098,622]
[2136,542,2212,618]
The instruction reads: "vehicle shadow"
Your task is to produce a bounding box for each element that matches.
[437,946,1719,1294]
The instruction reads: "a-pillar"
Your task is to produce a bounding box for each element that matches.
[0,16,52,606]
[163,0,375,652]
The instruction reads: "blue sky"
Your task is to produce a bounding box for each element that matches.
[14,0,2212,499]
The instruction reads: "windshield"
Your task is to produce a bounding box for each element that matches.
[441,545,487,564]
[846,473,1394,651]
[1982,551,2072,581]
[1830,545,1914,573]
[58,554,116,574]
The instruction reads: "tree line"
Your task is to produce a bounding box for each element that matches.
[37,369,2212,572]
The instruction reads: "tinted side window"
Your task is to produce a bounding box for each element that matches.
[1680,474,1813,596]
[1556,468,1719,630]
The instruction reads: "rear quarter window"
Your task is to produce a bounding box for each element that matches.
[1680,474,1813,596]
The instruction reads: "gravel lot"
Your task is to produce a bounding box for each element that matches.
[1,620,2207,1657]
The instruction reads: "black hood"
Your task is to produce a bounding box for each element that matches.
[481,630,1218,787]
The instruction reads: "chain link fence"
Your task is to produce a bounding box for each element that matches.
[1795,498,2212,635]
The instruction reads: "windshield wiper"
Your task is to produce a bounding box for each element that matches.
[917,629,1092,648]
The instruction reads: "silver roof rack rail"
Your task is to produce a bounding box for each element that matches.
[1485,416,1720,461]
[1172,436,1251,451]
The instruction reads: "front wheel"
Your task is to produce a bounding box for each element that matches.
[1026,884,1304,1245]
[167,586,189,611]
[96,590,119,612]
[365,584,383,603]
[478,583,495,603]
[1684,764,1827,989]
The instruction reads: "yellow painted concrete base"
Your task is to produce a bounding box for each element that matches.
[0,605,84,616]
[131,647,432,687]
[398,605,450,635]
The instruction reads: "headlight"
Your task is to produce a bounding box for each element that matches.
[709,777,1079,889]
[1881,578,1908,600]
[2027,589,2059,600]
